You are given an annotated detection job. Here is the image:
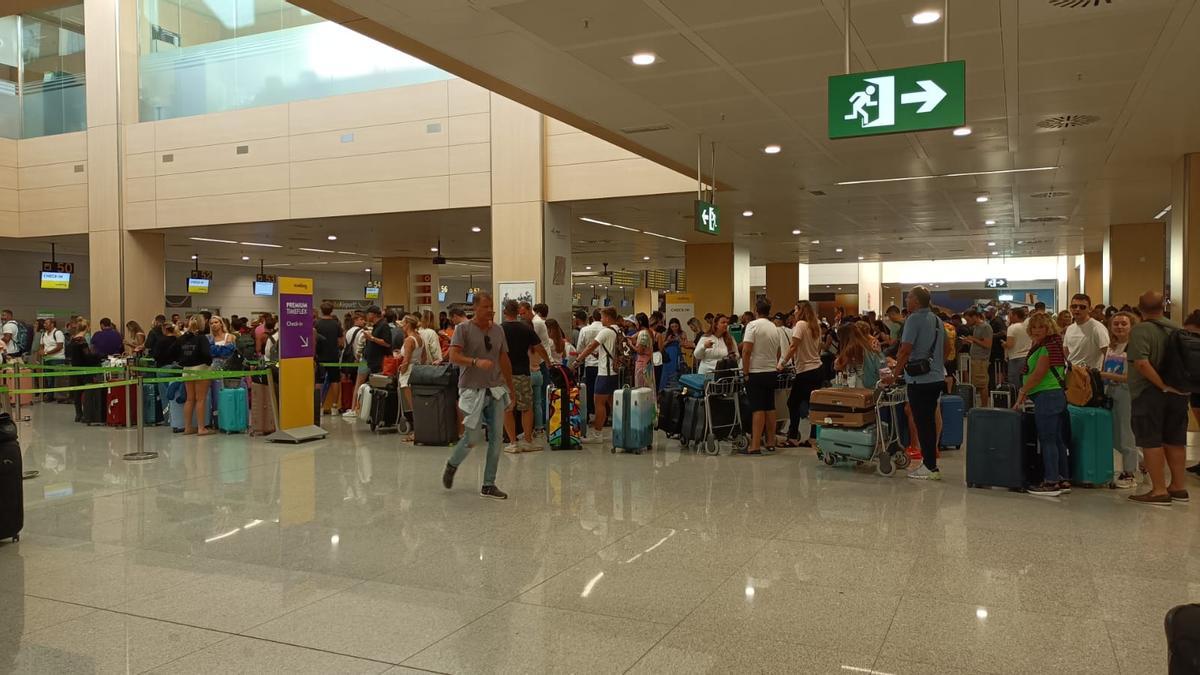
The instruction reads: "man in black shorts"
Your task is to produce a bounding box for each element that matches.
[741,298,786,455]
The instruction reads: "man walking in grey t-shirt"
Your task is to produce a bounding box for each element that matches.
[442,292,516,500]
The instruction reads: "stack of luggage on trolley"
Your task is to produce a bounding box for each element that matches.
[657,357,750,455]
[812,382,912,476]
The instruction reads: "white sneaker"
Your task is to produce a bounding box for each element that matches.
[582,432,605,445]
[523,441,543,453]
[342,410,357,419]
[503,443,522,454]
[907,465,941,481]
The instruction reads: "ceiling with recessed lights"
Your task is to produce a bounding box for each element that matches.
[292,0,1198,264]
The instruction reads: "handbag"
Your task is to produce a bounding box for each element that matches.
[903,313,940,377]
[382,356,400,377]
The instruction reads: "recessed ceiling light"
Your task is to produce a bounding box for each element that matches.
[742,210,754,217]
[992,251,1000,255]
[763,144,782,154]
[976,195,989,203]
[985,219,997,225]
[953,126,972,137]
[241,256,250,261]
[298,247,334,253]
[987,241,996,247]
[912,10,941,25]
[811,239,820,245]
[792,229,801,235]
[327,235,337,241]
[835,248,844,253]
[364,268,371,272]
[858,256,865,260]
[240,241,282,248]
[471,226,482,233]
[430,247,439,252]
[630,52,657,66]
[642,256,651,261]
[585,266,592,271]
[188,237,236,244]
[1017,240,1025,244]
[190,255,197,260]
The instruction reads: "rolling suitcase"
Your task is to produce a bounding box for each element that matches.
[168,397,186,432]
[106,385,137,427]
[810,387,877,427]
[990,383,1017,409]
[218,387,248,433]
[938,394,964,448]
[250,382,275,436]
[1067,405,1114,487]
[965,408,1025,490]
[679,372,709,398]
[612,386,654,454]
[142,383,164,426]
[411,384,458,445]
[955,384,975,412]
[0,435,23,542]
[357,383,373,422]
[80,387,107,426]
[1165,604,1200,675]
[368,385,399,432]
[815,424,877,462]
[546,384,585,450]
[680,396,707,448]
[657,387,686,436]
[339,374,355,412]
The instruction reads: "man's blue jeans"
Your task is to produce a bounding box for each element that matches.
[531,369,545,431]
[448,390,503,487]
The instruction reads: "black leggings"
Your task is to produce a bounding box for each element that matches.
[786,367,825,440]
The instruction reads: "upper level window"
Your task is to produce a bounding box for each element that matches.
[0,3,87,139]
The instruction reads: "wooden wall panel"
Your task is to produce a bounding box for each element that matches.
[154,105,289,150]
[20,207,88,235]
[124,123,155,154]
[156,164,290,200]
[124,176,156,203]
[449,172,490,208]
[0,139,16,169]
[289,119,447,162]
[125,152,155,179]
[547,158,696,202]
[547,131,637,166]
[155,137,290,175]
[18,162,87,190]
[289,147,448,189]
[0,189,16,213]
[124,201,157,230]
[1109,222,1165,307]
[0,211,17,237]
[448,113,490,146]
[449,143,490,174]
[287,81,450,135]
[291,176,449,219]
[448,79,489,116]
[20,184,88,211]
[489,94,542,205]
[17,132,87,167]
[156,189,291,228]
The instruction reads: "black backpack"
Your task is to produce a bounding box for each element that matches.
[1156,321,1200,394]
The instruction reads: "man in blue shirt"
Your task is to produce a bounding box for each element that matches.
[89,318,124,357]
[892,286,946,480]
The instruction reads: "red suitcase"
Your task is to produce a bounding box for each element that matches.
[106,384,138,427]
[340,373,355,412]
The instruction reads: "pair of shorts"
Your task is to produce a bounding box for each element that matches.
[511,374,533,411]
[1132,387,1190,448]
[357,364,369,377]
[746,371,777,412]
[593,375,617,396]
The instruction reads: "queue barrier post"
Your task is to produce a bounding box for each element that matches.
[122,374,158,462]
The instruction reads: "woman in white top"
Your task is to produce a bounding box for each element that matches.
[545,318,575,365]
[693,315,739,375]
[419,310,443,365]
[780,301,824,447]
[395,315,426,441]
[1100,311,1138,488]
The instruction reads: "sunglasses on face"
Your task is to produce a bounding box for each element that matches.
[1070,304,1088,310]
[484,335,492,351]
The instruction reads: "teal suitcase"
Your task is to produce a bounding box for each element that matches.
[1067,405,1113,487]
[612,387,655,454]
[218,387,248,434]
[815,424,877,462]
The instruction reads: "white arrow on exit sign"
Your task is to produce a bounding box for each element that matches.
[900,80,947,113]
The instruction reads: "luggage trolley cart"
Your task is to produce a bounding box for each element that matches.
[699,372,748,455]
[875,386,912,476]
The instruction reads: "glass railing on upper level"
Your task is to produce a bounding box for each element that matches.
[138,19,454,122]
[0,8,87,139]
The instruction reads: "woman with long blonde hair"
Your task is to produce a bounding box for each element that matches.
[780,301,824,447]
[835,321,885,389]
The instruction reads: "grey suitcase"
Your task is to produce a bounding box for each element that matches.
[955,383,975,412]
[965,408,1039,490]
[411,385,457,445]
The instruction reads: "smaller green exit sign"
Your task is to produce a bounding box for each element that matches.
[694,200,719,236]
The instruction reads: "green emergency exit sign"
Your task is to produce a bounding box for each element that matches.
[694,200,719,235]
[828,60,966,139]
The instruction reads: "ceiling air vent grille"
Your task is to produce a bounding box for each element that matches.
[1020,215,1069,223]
[1029,191,1071,199]
[1048,0,1111,8]
[1036,114,1100,129]
[619,123,671,134]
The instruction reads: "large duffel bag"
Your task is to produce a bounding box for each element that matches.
[409,364,458,388]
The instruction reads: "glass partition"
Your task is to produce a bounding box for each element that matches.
[0,4,87,139]
[138,0,453,122]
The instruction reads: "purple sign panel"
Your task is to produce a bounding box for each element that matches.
[280,293,313,359]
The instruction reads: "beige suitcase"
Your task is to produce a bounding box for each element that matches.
[810,387,878,409]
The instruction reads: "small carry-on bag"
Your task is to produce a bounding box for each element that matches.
[657,387,686,437]
[679,372,710,398]
[218,387,248,433]
[680,396,707,448]
[357,383,373,423]
[938,394,965,449]
[990,383,1017,409]
[1165,603,1200,675]
[809,387,878,428]
[106,384,138,427]
[965,408,1026,490]
[954,384,975,412]
[142,383,164,426]
[368,384,400,433]
[612,386,654,454]
[1067,405,1114,487]
[250,381,275,436]
[339,373,355,412]
[0,414,23,543]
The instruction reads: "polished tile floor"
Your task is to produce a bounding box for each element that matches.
[3,402,1198,674]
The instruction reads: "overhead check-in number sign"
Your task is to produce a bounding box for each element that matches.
[829,60,966,139]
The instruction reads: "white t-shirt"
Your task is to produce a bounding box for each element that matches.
[346,326,366,360]
[2,320,17,355]
[577,321,603,368]
[789,321,823,373]
[532,315,554,359]
[694,334,738,374]
[1005,320,1031,360]
[419,328,442,365]
[742,318,785,373]
[41,329,65,358]
[593,326,619,377]
[1063,317,1109,370]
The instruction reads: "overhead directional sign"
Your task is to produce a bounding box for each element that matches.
[985,278,1008,289]
[828,60,966,139]
[694,199,720,236]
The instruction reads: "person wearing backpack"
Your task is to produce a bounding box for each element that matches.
[1127,291,1193,506]
[0,310,31,364]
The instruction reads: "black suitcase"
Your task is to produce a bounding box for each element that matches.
[680,396,706,447]
[368,385,400,432]
[0,436,24,543]
[411,385,457,445]
[657,387,685,437]
[966,407,1041,490]
[81,388,106,426]
[1166,603,1200,675]
[955,384,975,412]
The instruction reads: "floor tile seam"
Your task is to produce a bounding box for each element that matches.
[395,599,525,667]
[1100,618,1126,674]
[24,566,208,612]
[16,602,101,639]
[131,633,241,675]
[506,596,679,628]
[224,576,372,636]
[890,589,1119,629]
[619,534,775,674]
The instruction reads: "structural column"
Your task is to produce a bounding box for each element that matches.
[85,0,165,325]
[488,94,572,325]
[381,257,440,314]
[764,262,810,310]
[1103,222,1165,308]
[1083,251,1102,304]
[684,243,751,319]
[1170,154,1200,316]
[857,262,882,314]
